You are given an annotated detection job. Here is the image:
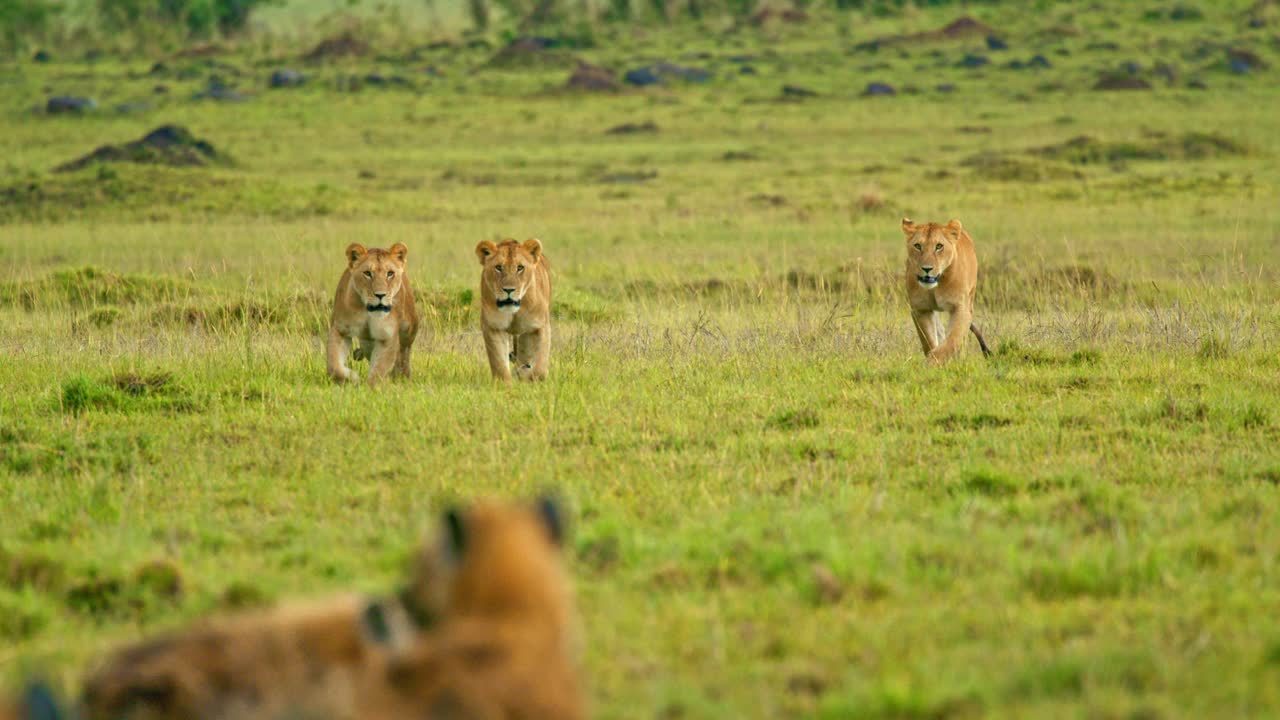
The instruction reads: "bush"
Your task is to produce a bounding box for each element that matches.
[96,0,277,38]
[0,0,58,52]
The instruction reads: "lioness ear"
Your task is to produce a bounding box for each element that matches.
[389,243,408,263]
[535,495,564,546]
[522,238,543,261]
[346,243,368,268]
[945,219,963,233]
[901,218,917,236]
[475,241,497,265]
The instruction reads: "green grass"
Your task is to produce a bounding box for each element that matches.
[3,1,1280,718]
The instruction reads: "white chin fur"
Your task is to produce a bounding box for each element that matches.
[500,305,519,314]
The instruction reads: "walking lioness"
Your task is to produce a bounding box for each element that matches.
[327,242,420,385]
[475,238,551,382]
[902,218,992,363]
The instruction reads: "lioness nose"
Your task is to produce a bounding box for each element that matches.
[502,287,516,295]
[375,292,387,299]
[921,266,934,272]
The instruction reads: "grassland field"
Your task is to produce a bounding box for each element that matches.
[2,1,1280,718]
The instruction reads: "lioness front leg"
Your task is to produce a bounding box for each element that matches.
[366,340,399,385]
[911,309,940,357]
[394,328,416,379]
[483,328,512,382]
[327,328,355,383]
[523,327,550,381]
[929,305,973,364]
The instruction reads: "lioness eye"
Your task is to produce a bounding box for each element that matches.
[517,265,524,273]
[386,271,394,279]
[495,265,504,273]
[363,271,373,279]
[935,244,944,252]
[913,243,922,251]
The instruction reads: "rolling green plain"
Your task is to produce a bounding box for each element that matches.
[2,1,1280,717]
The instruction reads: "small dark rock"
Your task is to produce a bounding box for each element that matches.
[153,85,169,95]
[46,96,96,114]
[781,84,818,98]
[936,83,956,93]
[1121,61,1143,74]
[1029,54,1052,69]
[149,62,168,75]
[605,121,658,135]
[1008,60,1025,70]
[985,36,1008,51]
[958,53,990,68]
[863,82,896,96]
[114,102,151,115]
[1248,17,1265,28]
[1188,78,1208,89]
[195,76,250,102]
[32,49,51,63]
[739,65,757,75]
[623,67,661,86]
[728,55,756,63]
[269,69,306,88]
[1227,48,1267,72]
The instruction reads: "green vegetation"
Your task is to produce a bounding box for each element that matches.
[2,1,1279,718]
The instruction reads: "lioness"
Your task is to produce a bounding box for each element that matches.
[327,243,420,385]
[475,239,551,382]
[357,497,584,720]
[902,218,992,363]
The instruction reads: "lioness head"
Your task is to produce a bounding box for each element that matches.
[346,243,408,313]
[902,218,962,288]
[475,239,543,313]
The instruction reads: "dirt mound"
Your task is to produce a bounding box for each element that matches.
[56,125,220,172]
[857,16,999,50]
[304,31,369,62]
[486,37,578,69]
[565,63,620,92]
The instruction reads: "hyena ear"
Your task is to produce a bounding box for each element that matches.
[23,681,67,720]
[389,243,408,263]
[535,495,564,546]
[900,218,917,236]
[522,238,543,261]
[346,243,368,268]
[360,600,394,645]
[443,506,466,559]
[475,241,497,265]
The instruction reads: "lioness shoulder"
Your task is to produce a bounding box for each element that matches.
[475,238,552,382]
[327,242,420,385]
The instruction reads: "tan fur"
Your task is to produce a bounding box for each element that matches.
[79,595,389,720]
[475,239,551,382]
[327,242,420,386]
[902,218,992,363]
[360,499,584,720]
